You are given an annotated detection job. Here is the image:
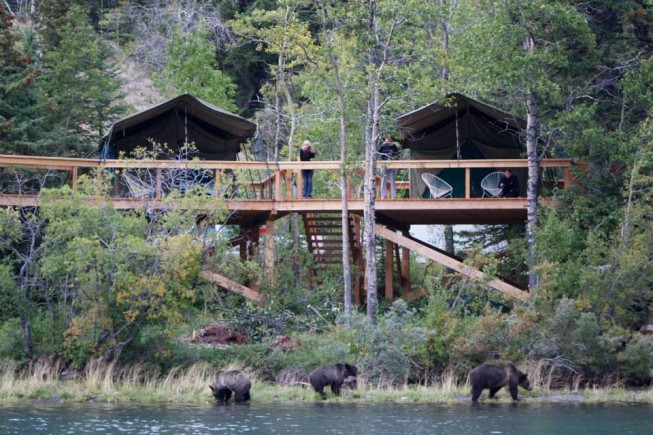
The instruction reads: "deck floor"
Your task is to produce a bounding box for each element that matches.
[0,194,528,226]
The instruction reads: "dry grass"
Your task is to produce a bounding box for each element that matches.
[1,359,652,404]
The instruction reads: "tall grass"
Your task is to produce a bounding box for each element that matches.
[1,359,652,404]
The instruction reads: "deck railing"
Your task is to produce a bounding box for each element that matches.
[0,155,576,202]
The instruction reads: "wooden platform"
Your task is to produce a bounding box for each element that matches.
[0,194,527,226]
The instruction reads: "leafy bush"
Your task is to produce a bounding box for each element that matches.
[341,300,428,385]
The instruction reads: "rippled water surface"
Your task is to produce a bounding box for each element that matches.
[0,402,651,434]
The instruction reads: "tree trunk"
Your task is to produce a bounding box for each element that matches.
[363,1,386,322]
[278,34,302,282]
[525,90,539,290]
[316,0,353,326]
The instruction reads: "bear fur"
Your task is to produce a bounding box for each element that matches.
[309,363,358,399]
[469,363,531,402]
[209,370,251,404]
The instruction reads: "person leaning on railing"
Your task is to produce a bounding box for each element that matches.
[378,134,400,199]
[299,140,317,198]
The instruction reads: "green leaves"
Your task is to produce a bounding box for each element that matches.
[153,24,237,112]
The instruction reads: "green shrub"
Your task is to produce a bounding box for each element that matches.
[341,300,428,385]
[0,318,27,362]
[618,334,653,383]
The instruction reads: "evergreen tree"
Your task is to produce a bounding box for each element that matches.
[0,4,50,155]
[37,5,126,156]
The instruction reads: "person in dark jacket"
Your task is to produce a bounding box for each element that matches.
[378,135,400,199]
[499,168,520,198]
[299,140,316,198]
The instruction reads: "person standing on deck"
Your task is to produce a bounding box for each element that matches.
[378,134,400,199]
[300,140,316,198]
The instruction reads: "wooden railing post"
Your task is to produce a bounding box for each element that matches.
[274,170,283,200]
[563,166,571,191]
[465,167,471,199]
[71,167,78,192]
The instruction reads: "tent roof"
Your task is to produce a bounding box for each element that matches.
[396,93,528,198]
[395,93,525,149]
[100,94,256,158]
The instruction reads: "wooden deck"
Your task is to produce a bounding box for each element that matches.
[1,155,578,302]
[0,155,573,226]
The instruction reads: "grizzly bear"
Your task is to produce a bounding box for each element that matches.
[469,363,531,402]
[309,363,358,399]
[209,370,251,404]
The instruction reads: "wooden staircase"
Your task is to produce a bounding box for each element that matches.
[302,212,360,271]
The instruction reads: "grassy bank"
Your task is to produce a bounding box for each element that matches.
[1,360,652,405]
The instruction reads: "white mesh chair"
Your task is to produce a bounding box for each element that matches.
[481,171,504,198]
[421,173,453,198]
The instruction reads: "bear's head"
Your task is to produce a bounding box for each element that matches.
[344,363,359,377]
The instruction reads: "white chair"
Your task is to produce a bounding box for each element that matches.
[421,173,453,198]
[481,171,504,198]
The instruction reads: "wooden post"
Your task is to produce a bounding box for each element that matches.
[71,167,78,192]
[215,169,221,197]
[155,168,162,200]
[296,169,303,199]
[385,239,393,302]
[274,170,283,200]
[563,167,571,191]
[250,226,260,292]
[264,218,276,285]
[346,175,352,199]
[401,230,410,295]
[465,167,471,199]
[239,228,247,262]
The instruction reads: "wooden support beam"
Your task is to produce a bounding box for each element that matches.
[374,224,529,302]
[201,270,260,303]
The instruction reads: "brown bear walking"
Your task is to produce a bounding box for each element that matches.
[309,363,358,399]
[469,363,531,402]
[209,370,251,404]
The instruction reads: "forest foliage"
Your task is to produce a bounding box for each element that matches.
[0,0,652,387]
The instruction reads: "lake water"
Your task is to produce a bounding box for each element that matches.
[0,402,651,434]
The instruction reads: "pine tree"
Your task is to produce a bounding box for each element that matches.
[0,4,49,155]
[37,5,127,156]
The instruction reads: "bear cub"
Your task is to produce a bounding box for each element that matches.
[469,363,531,402]
[209,370,251,404]
[309,363,358,399]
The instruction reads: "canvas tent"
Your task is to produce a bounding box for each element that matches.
[396,93,526,198]
[99,93,256,160]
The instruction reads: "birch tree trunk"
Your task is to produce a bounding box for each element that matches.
[363,1,385,322]
[525,90,539,289]
[523,18,540,291]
